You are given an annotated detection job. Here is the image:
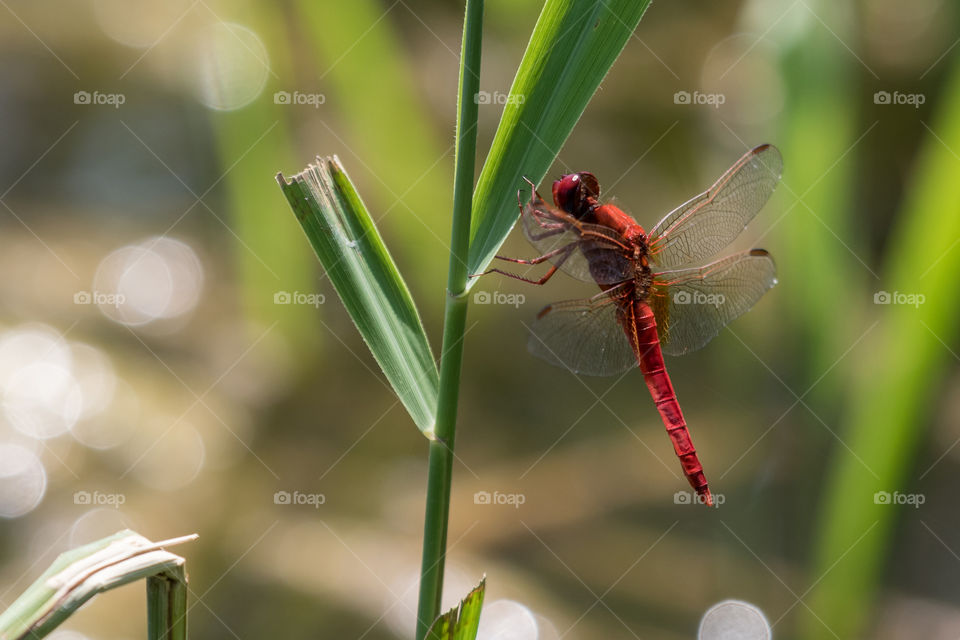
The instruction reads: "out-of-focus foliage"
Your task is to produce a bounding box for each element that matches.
[804,51,960,640]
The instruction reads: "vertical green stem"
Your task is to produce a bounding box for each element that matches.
[415,1,483,638]
[146,568,188,640]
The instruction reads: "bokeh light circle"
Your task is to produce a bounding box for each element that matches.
[94,237,203,327]
[477,600,539,640]
[4,362,83,439]
[699,599,771,640]
[69,507,137,548]
[0,443,47,518]
[194,22,270,111]
[0,326,81,440]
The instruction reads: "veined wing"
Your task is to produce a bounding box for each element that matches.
[647,145,782,268]
[649,249,777,356]
[527,295,637,376]
[520,181,635,285]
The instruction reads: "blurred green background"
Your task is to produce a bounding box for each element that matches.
[0,0,958,639]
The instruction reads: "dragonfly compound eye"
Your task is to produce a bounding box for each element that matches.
[553,172,601,218]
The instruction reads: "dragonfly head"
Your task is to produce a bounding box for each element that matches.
[553,172,600,219]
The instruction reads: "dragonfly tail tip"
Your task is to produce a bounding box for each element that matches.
[700,488,714,507]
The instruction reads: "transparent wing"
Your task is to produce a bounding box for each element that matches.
[647,145,782,268]
[520,183,636,285]
[527,296,637,376]
[649,249,777,356]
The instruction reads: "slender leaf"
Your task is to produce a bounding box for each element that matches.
[277,158,440,434]
[425,577,486,640]
[0,530,195,640]
[466,0,652,284]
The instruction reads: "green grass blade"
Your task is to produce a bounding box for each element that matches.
[277,158,440,434]
[0,530,194,640]
[425,577,486,640]
[466,0,652,283]
[802,57,960,640]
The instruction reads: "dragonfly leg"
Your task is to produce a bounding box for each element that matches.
[470,243,576,285]
[481,264,560,286]
[516,177,538,211]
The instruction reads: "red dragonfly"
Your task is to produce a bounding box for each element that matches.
[484,145,782,506]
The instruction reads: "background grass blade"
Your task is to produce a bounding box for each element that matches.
[466,0,652,283]
[777,0,863,387]
[425,577,486,640]
[293,0,452,286]
[208,4,318,355]
[801,55,960,640]
[277,157,440,434]
[0,530,194,640]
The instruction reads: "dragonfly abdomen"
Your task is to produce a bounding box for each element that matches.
[629,300,713,506]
